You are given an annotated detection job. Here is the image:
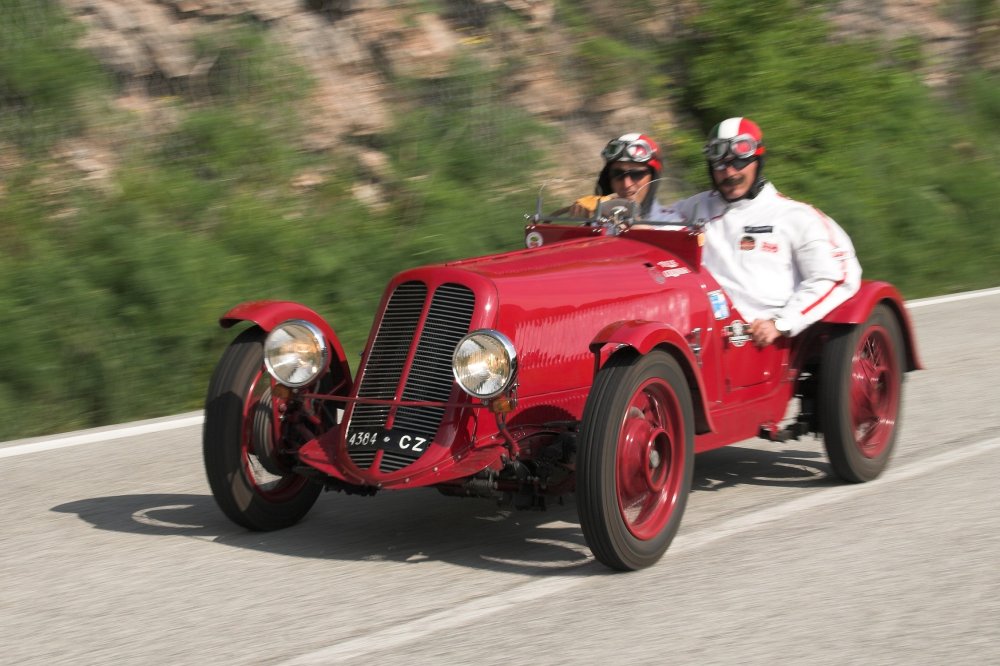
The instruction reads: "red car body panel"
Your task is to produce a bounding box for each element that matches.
[822,281,922,371]
[219,300,353,386]
[234,222,919,489]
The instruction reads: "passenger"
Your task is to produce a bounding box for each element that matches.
[652,117,862,347]
[557,133,665,219]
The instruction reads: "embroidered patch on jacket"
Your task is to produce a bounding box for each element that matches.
[743,225,773,233]
[761,241,779,253]
[739,235,755,251]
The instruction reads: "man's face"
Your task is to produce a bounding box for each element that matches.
[608,161,653,202]
[711,158,758,200]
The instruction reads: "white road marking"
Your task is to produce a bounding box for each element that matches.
[278,435,1000,665]
[669,435,1000,556]
[0,413,204,458]
[278,574,587,666]
[906,285,1000,308]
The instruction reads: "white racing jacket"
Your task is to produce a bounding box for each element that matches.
[649,182,862,336]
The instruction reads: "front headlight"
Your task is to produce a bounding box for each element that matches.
[264,320,329,388]
[452,330,517,399]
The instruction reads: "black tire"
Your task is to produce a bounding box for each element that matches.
[577,350,695,571]
[203,327,322,530]
[819,304,905,483]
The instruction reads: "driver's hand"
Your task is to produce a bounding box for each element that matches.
[749,319,781,347]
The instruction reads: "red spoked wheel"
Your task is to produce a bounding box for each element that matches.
[203,326,323,530]
[578,351,694,571]
[849,327,901,458]
[616,378,686,540]
[820,304,905,483]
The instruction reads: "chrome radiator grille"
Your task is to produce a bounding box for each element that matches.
[349,282,427,431]
[347,281,476,473]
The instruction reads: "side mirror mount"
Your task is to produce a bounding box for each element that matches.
[595,197,638,233]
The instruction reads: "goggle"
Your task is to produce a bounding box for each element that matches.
[602,138,656,164]
[704,133,760,162]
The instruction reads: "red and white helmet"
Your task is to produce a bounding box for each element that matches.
[703,118,766,164]
[704,117,768,201]
[600,133,663,173]
[596,133,663,204]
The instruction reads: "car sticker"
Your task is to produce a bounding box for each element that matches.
[657,259,691,279]
[725,319,751,347]
[708,290,729,320]
[525,231,544,248]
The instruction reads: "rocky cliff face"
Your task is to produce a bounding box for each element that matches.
[827,0,993,88]
[56,0,995,191]
[64,1,577,141]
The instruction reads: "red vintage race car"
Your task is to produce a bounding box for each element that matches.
[203,195,920,571]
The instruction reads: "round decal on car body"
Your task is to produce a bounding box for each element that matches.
[726,319,751,347]
[525,231,544,248]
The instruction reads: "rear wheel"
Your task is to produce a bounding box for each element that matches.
[819,304,904,482]
[577,351,694,571]
[203,327,323,530]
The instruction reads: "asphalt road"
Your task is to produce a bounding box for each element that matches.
[2,288,999,666]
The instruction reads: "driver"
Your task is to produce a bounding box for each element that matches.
[652,117,862,347]
[557,133,665,218]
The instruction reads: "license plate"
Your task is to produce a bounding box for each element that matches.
[346,428,430,455]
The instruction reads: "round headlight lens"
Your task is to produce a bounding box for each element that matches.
[452,330,517,399]
[264,320,329,388]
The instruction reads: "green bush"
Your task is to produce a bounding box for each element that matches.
[0,0,107,153]
[386,56,554,257]
[670,0,1000,296]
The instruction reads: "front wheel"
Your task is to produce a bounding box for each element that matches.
[577,350,695,571]
[203,326,322,530]
[819,304,905,483]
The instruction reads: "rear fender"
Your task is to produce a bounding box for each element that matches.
[821,281,922,371]
[220,300,352,383]
[591,321,716,434]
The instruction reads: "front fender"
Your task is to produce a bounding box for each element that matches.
[220,300,352,382]
[591,320,716,434]
[821,281,922,371]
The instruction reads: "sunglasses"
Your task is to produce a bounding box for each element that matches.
[610,168,651,181]
[711,156,755,171]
